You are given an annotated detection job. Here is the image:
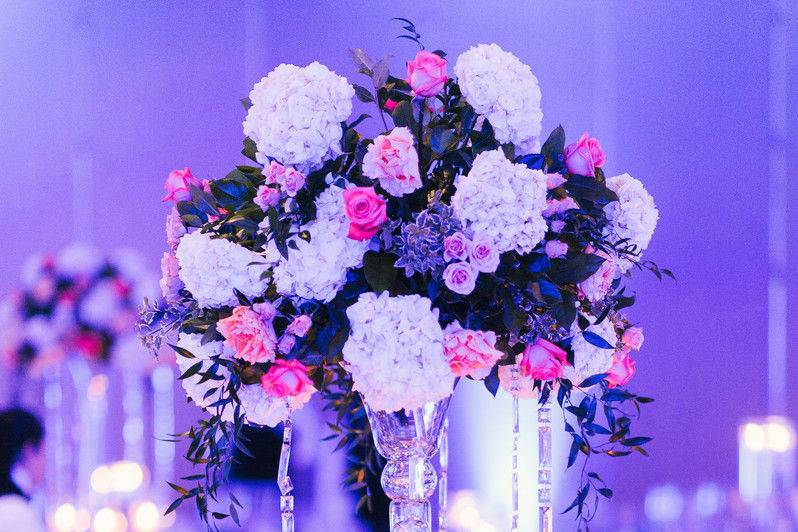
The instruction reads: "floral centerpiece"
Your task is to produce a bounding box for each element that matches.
[139,22,668,530]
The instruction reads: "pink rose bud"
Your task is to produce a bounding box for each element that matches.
[362,127,422,197]
[443,232,471,262]
[278,334,297,354]
[469,233,500,273]
[384,99,399,112]
[254,185,281,211]
[162,167,201,202]
[442,321,503,379]
[442,261,477,295]
[545,240,569,259]
[286,315,312,337]
[260,359,315,398]
[406,50,448,97]
[563,133,606,177]
[343,186,388,240]
[621,327,644,351]
[217,306,278,364]
[546,173,566,190]
[520,339,569,381]
[550,220,566,233]
[605,351,636,388]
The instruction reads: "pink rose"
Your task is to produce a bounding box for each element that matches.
[406,50,448,97]
[254,185,281,211]
[578,252,619,303]
[563,133,606,177]
[162,168,201,202]
[621,327,644,351]
[384,99,398,112]
[260,359,315,398]
[546,173,566,190]
[159,252,183,302]
[605,351,636,388]
[362,127,421,197]
[278,334,296,354]
[217,305,278,364]
[343,187,388,240]
[443,232,471,262]
[286,315,312,337]
[499,361,538,399]
[520,339,569,381]
[442,321,503,379]
[264,162,305,197]
[543,197,579,218]
[545,240,569,259]
[550,220,566,233]
[469,233,500,273]
[442,262,477,295]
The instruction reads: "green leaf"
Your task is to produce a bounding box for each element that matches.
[541,125,565,172]
[430,127,455,154]
[391,100,417,130]
[178,361,203,380]
[353,84,375,103]
[582,331,614,350]
[362,251,397,293]
[169,344,195,359]
[242,137,258,162]
[240,97,252,110]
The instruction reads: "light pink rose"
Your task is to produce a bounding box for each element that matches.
[469,233,500,273]
[442,262,477,295]
[165,206,187,249]
[286,315,312,337]
[217,305,278,364]
[621,327,644,351]
[499,361,538,399]
[442,321,503,379]
[278,334,296,354]
[520,339,569,381]
[343,187,388,240]
[550,220,566,233]
[159,252,183,302]
[545,240,569,259]
[254,185,281,211]
[563,133,606,177]
[443,232,471,262]
[605,351,635,388]
[362,127,421,197]
[162,168,201,202]
[406,50,448,97]
[264,162,305,197]
[578,252,619,303]
[543,197,579,218]
[546,173,566,190]
[260,359,315,398]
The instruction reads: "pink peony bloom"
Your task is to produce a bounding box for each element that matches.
[469,233,500,273]
[165,206,187,249]
[264,161,305,197]
[442,261,477,295]
[343,187,388,240]
[442,321,503,379]
[621,327,644,351]
[546,173,566,190]
[217,305,278,364]
[499,361,538,399]
[286,315,312,337]
[545,240,569,259]
[443,232,471,262]
[543,197,580,218]
[563,133,606,177]
[260,359,315,398]
[520,338,569,381]
[362,127,421,197]
[605,351,636,388]
[159,252,183,302]
[163,168,201,202]
[578,252,619,303]
[406,50,448,97]
[254,185,281,210]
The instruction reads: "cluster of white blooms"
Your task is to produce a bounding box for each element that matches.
[56,243,104,278]
[562,318,618,386]
[452,149,548,254]
[454,44,543,153]
[243,62,354,167]
[272,185,368,302]
[237,383,291,427]
[175,231,271,308]
[342,292,454,413]
[79,279,124,329]
[604,173,659,272]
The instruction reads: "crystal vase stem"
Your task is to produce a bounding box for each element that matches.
[438,416,449,532]
[279,416,295,532]
[538,397,553,532]
[511,393,520,531]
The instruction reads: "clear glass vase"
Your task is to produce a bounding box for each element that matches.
[364,396,451,532]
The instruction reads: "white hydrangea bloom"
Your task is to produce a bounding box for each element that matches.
[175,332,234,413]
[243,62,354,167]
[237,384,291,427]
[562,318,617,386]
[451,149,548,254]
[56,243,104,278]
[454,43,543,153]
[342,292,454,413]
[175,231,272,308]
[272,185,368,302]
[604,173,659,272]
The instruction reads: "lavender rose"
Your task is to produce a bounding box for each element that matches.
[469,233,500,273]
[443,232,471,262]
[443,261,477,295]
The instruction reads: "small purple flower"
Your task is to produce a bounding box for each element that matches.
[550,220,566,233]
[254,185,281,211]
[278,334,297,354]
[545,240,569,259]
[286,315,312,337]
[442,262,477,295]
[469,233,500,273]
[443,232,471,262]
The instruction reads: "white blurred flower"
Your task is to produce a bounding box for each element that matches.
[562,318,617,386]
[79,279,124,329]
[604,173,659,272]
[56,243,103,278]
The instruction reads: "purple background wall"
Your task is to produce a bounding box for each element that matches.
[1,0,796,528]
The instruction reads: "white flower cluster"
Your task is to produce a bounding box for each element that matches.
[452,149,548,254]
[176,332,289,427]
[175,231,270,308]
[243,62,354,167]
[342,292,454,413]
[272,185,368,302]
[562,318,618,386]
[454,43,543,153]
[604,173,659,271]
